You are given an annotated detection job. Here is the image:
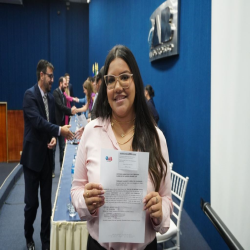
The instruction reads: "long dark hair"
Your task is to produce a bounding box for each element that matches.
[95,45,167,191]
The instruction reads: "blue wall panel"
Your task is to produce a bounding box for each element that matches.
[0,1,50,109]
[0,0,89,109]
[50,2,67,87]
[89,0,227,249]
[66,3,89,100]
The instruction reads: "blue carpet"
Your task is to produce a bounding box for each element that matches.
[0,162,19,187]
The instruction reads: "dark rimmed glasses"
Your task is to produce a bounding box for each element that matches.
[104,73,133,90]
[43,72,54,79]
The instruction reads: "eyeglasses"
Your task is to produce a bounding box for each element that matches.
[43,72,54,79]
[104,73,133,90]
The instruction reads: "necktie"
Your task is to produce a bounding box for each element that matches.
[43,94,49,122]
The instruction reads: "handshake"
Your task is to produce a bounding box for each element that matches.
[73,97,79,103]
[60,125,85,141]
[71,106,80,115]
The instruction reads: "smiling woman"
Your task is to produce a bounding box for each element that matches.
[71,45,173,250]
[106,58,136,130]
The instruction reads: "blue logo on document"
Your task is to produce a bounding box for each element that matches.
[105,156,112,162]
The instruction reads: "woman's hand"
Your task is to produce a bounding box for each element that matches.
[75,126,84,140]
[143,192,162,225]
[83,183,105,214]
[73,97,79,103]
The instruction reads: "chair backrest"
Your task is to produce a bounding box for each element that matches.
[169,162,173,170]
[171,170,189,230]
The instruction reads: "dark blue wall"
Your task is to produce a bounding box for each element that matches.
[89,0,227,249]
[0,0,89,110]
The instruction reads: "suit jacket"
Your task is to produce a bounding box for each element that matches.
[53,87,72,126]
[20,84,59,172]
[69,83,75,106]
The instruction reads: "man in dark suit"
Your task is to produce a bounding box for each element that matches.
[21,60,74,250]
[53,76,77,175]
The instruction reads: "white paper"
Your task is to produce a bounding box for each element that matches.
[99,149,149,243]
[118,152,138,171]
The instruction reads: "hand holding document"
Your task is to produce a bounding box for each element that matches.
[83,183,105,214]
[143,191,163,226]
[99,149,149,243]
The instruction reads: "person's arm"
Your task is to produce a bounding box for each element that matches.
[23,90,75,140]
[23,89,59,137]
[64,92,79,103]
[149,129,173,234]
[76,103,89,113]
[78,97,86,104]
[71,124,104,220]
[53,89,72,116]
[64,92,73,102]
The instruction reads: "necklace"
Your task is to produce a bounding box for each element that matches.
[111,121,135,138]
[112,115,136,124]
[117,133,134,145]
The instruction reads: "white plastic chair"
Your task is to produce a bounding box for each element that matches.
[156,167,189,250]
[169,162,173,170]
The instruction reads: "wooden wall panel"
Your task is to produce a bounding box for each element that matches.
[7,110,24,162]
[0,103,7,162]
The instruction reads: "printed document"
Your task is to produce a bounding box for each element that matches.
[99,149,149,243]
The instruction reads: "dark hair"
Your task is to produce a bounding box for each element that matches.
[95,45,167,191]
[145,84,155,98]
[87,76,95,82]
[96,66,104,83]
[36,59,54,81]
[59,76,64,86]
[65,73,70,77]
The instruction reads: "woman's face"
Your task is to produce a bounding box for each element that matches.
[107,58,136,120]
[144,89,149,100]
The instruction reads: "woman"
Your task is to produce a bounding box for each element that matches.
[144,85,159,125]
[71,45,172,250]
[76,79,95,118]
[64,84,78,125]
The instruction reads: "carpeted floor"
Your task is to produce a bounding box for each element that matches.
[0,162,19,188]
